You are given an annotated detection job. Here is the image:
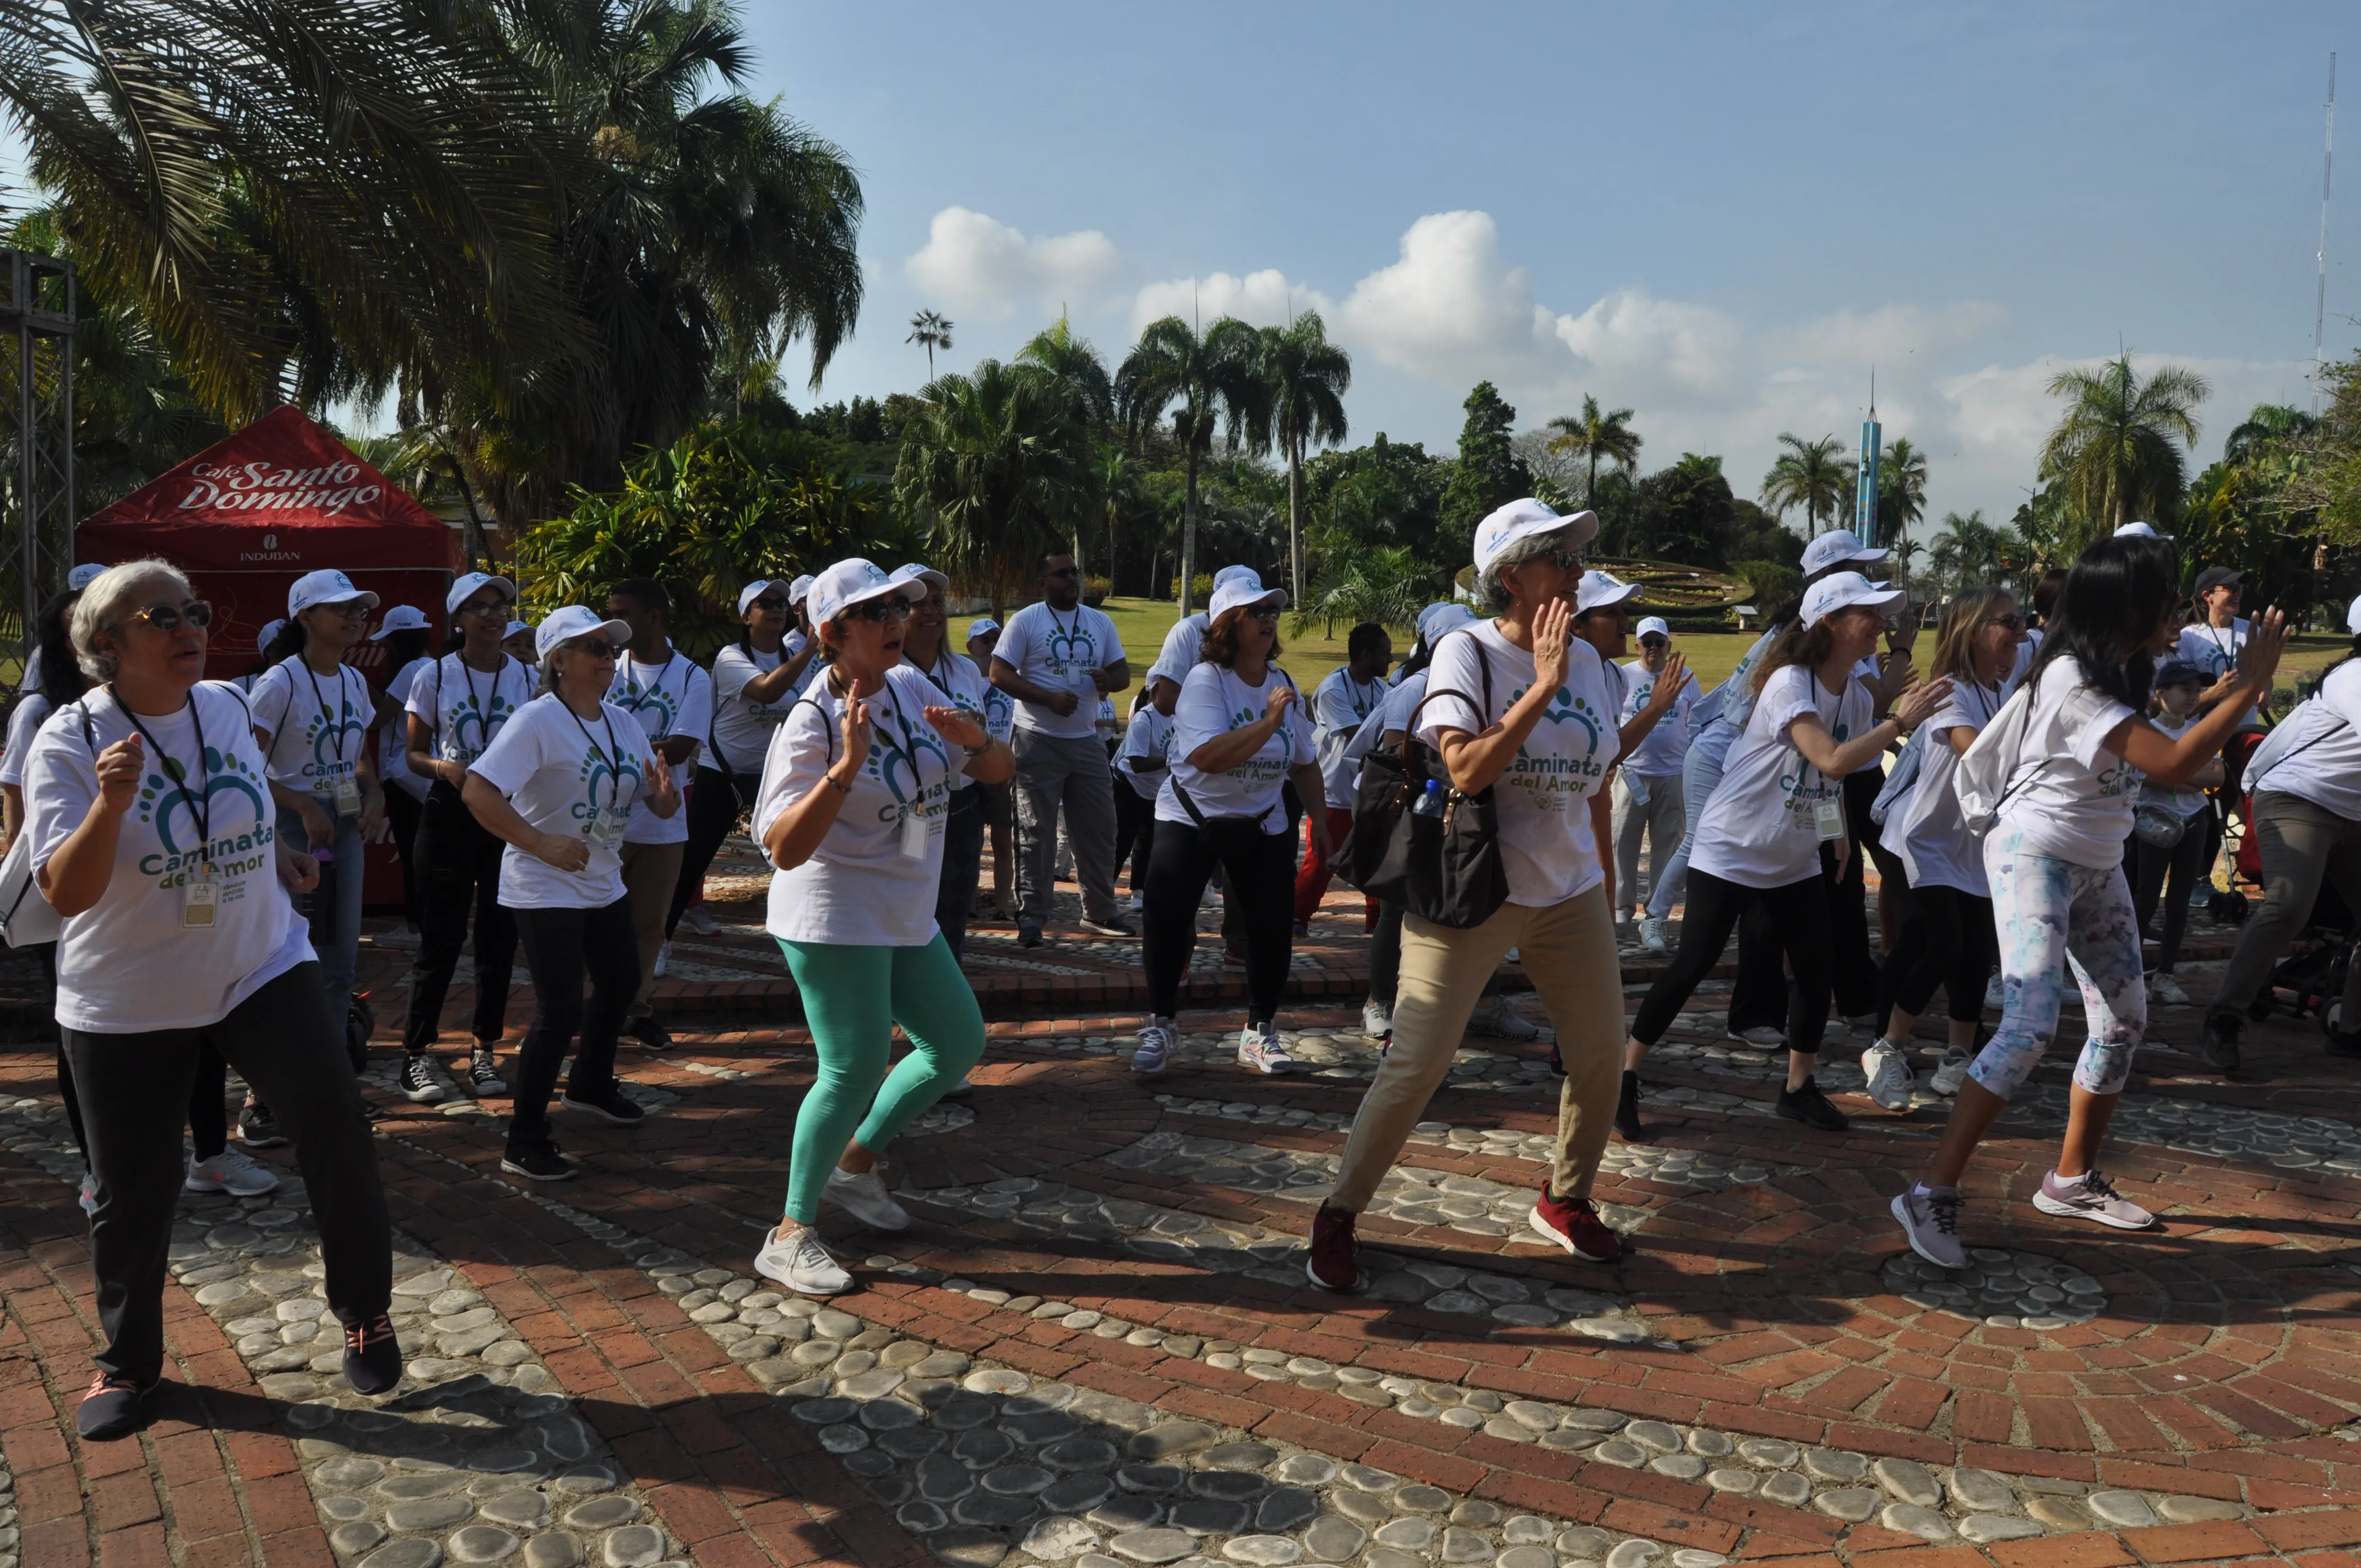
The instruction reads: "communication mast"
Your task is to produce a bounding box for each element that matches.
[0,250,75,679]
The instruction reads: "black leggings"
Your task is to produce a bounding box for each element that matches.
[403,783,518,1055]
[385,783,423,929]
[1878,881,1997,1026]
[2132,818,2211,974]
[1113,782,1155,891]
[1143,818,1294,1022]
[507,899,637,1153]
[1631,868,1832,1054]
[667,764,760,937]
[57,1038,227,1166]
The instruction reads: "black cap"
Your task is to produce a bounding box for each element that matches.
[2194,565,2244,596]
[2153,657,2205,688]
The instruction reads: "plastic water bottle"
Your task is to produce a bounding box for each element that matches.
[1411,779,1446,819]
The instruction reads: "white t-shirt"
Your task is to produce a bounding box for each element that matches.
[2003,630,2041,696]
[756,665,971,947]
[997,601,1125,739]
[1892,679,2005,897]
[1691,663,1872,890]
[1148,613,1210,688]
[1617,661,1700,777]
[1118,705,1175,801]
[1991,654,2139,869]
[469,693,665,909]
[709,644,791,776]
[1,693,53,790]
[1158,663,1315,834]
[1688,627,1782,774]
[1312,667,1390,804]
[26,683,312,1032]
[981,684,1014,745]
[405,653,534,775]
[1417,623,1621,907]
[2248,659,2361,820]
[2136,714,2215,823]
[906,648,991,794]
[2179,619,2259,727]
[380,657,431,803]
[609,651,711,846]
[251,658,373,804]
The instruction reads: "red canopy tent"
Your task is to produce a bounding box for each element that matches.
[78,404,465,908]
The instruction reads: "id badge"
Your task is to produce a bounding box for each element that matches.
[898,809,928,863]
[1814,797,1845,841]
[332,776,362,816]
[183,875,219,930]
[587,812,625,850]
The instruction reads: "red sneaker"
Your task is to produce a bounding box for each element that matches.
[1305,1202,1361,1291]
[1529,1187,1622,1263]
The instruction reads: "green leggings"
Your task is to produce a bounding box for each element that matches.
[775,933,985,1224]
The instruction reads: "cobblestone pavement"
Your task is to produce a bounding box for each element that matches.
[12,872,2361,1567]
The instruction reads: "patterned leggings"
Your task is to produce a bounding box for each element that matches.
[1968,825,2146,1102]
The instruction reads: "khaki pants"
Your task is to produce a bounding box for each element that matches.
[1611,770,1685,917]
[619,839,686,1021]
[1329,884,1623,1210]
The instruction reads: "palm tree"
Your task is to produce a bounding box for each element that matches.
[1930,509,2006,595]
[1544,396,1644,508]
[1241,312,1351,605]
[895,360,1089,621]
[1116,314,1261,617]
[1878,436,1929,549]
[1016,315,1114,575]
[1760,433,1851,537]
[2223,404,2318,466]
[2039,355,2208,533]
[907,309,954,377]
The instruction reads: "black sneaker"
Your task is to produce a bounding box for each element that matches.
[1017,924,1044,950]
[500,1142,576,1182]
[75,1370,159,1441]
[2327,1024,2361,1058]
[237,1102,288,1149]
[1548,1042,1565,1076]
[2201,1011,2242,1073]
[1776,1075,1848,1131]
[560,1088,646,1127]
[1614,1070,1646,1142]
[341,1313,402,1396]
[627,1017,672,1052]
[467,1046,507,1095]
[397,1054,447,1104]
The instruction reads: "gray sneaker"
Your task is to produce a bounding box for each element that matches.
[2031,1167,2154,1230]
[1929,1045,1974,1096]
[1891,1184,1965,1270]
[1860,1041,1915,1112]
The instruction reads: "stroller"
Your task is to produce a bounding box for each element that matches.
[2216,730,2360,1025]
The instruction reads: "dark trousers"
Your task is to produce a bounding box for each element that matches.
[935,786,987,961]
[1727,780,1883,1028]
[385,785,423,929]
[57,1038,226,1164]
[403,783,519,1055]
[66,961,390,1383]
[2133,817,2213,974]
[1878,881,1998,1026]
[1726,900,1788,1031]
[1633,868,1833,1055]
[1370,900,1405,1006]
[1143,818,1295,1022]
[1113,781,1155,891]
[667,765,760,937]
[508,899,637,1153]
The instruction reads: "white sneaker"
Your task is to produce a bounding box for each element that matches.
[823,1166,910,1231]
[1930,1045,1974,1096]
[1362,1000,1393,1039]
[1726,1026,1785,1048]
[1237,1026,1298,1075]
[376,927,421,951]
[1131,1023,1174,1075]
[653,941,671,978]
[1860,1041,1915,1112]
[2148,973,2190,1008]
[78,1171,96,1217]
[184,1149,280,1197]
[678,905,719,936]
[1639,917,1668,955]
[1468,1004,1539,1042]
[1504,948,1521,965]
[755,1227,851,1296]
[1983,973,2005,1012]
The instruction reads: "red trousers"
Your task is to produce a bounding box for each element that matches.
[1294,807,1370,926]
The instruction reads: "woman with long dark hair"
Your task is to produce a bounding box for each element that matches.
[371,608,436,949]
[1894,537,2285,1268]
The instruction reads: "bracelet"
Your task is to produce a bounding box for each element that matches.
[824,772,852,794]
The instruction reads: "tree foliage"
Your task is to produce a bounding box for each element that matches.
[2037,354,2207,539]
[894,359,1089,620]
[1759,432,1849,536]
[1439,382,1531,559]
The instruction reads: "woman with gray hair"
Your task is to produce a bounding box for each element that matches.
[25,559,399,1440]
[1305,501,1630,1289]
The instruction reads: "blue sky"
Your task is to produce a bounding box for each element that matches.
[747,1,2357,532]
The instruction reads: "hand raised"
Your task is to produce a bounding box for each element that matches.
[926,704,990,750]
[1895,677,1956,732]
[1263,682,1297,725]
[94,735,144,815]
[2235,607,2289,689]
[838,696,873,776]
[1644,652,1690,716]
[1530,598,1573,695]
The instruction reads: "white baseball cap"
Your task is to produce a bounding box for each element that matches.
[2114,520,2173,540]
[66,564,102,592]
[1799,529,1889,578]
[1575,570,1641,615]
[1214,564,1261,590]
[808,558,925,629]
[504,619,532,640]
[447,571,517,615]
[1473,499,1598,574]
[1636,616,1671,640]
[1417,602,1478,645]
[2346,595,2361,636]
[287,568,378,616]
[737,580,789,616]
[534,605,632,661]
[1800,571,1907,627]
[1209,575,1288,621]
[891,562,951,593]
[368,604,431,640]
[966,617,1002,641]
[787,574,817,605]
[254,618,287,651]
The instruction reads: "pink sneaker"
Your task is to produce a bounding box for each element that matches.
[2032,1168,2154,1231]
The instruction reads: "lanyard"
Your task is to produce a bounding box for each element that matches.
[1046,605,1088,671]
[621,652,681,734]
[564,700,627,818]
[302,660,349,767]
[112,686,214,865]
[867,678,929,788]
[2208,623,2238,666]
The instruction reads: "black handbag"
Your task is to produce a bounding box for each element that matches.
[1342,631,1509,929]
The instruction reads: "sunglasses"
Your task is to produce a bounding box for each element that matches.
[455,596,508,618]
[1983,613,2026,632]
[841,598,913,625]
[572,639,622,660]
[1245,607,1281,623]
[317,600,372,619]
[748,595,790,613]
[1045,565,1081,579]
[134,600,214,632]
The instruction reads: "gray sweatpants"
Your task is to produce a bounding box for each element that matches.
[2213,791,2361,1025]
[1612,770,1687,917]
[1013,729,1121,929]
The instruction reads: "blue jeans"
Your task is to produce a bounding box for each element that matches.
[1644,725,1732,921]
[281,806,365,998]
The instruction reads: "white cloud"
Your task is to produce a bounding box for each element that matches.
[1554,291,1748,401]
[1129,270,1334,335]
[1337,211,1557,382]
[903,207,1125,319]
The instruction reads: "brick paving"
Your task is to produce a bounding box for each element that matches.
[8,861,2361,1565]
